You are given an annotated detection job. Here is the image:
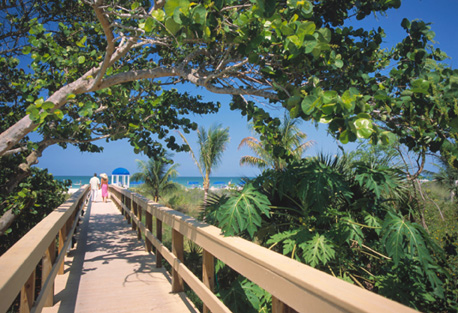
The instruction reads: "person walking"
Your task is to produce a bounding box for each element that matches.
[89,173,100,202]
[100,173,109,203]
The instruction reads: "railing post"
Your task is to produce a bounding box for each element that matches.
[272,296,298,313]
[145,211,153,252]
[135,199,142,240]
[202,250,215,313]
[58,224,66,274]
[156,218,163,268]
[42,239,56,307]
[171,229,184,293]
[20,270,35,313]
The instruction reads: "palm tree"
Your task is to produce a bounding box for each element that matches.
[179,125,230,205]
[239,114,314,171]
[431,156,458,202]
[131,157,180,202]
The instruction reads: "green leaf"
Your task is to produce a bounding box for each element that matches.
[192,5,207,24]
[53,109,64,119]
[151,9,166,22]
[165,17,181,35]
[334,59,343,68]
[22,46,32,55]
[143,17,155,32]
[216,183,271,238]
[301,95,321,115]
[165,0,190,17]
[322,90,337,104]
[34,98,44,107]
[78,56,85,64]
[131,1,140,10]
[300,233,335,267]
[42,101,54,111]
[382,211,433,270]
[76,36,87,48]
[354,118,373,139]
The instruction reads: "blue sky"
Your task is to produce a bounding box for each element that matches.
[36,0,458,177]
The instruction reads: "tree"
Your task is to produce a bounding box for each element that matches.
[239,114,313,171]
[131,155,180,202]
[429,156,458,202]
[1,0,457,165]
[2,0,458,240]
[179,125,230,205]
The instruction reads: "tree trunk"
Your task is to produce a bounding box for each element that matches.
[0,209,17,236]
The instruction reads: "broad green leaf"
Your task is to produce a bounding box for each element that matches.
[131,1,140,10]
[34,98,44,107]
[53,109,64,119]
[216,183,270,238]
[42,101,54,111]
[322,90,337,104]
[339,129,350,144]
[354,118,373,139]
[165,17,181,35]
[22,46,32,54]
[165,0,190,16]
[144,17,155,32]
[78,56,85,64]
[152,9,166,22]
[301,95,321,115]
[301,233,335,267]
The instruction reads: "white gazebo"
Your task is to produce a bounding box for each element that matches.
[111,167,130,188]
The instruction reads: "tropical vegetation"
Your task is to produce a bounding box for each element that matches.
[203,148,458,312]
[239,114,313,171]
[130,155,180,202]
[179,125,230,205]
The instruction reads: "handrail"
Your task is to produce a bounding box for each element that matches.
[109,186,417,313]
[0,186,89,313]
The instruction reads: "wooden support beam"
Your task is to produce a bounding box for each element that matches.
[202,249,215,313]
[20,270,35,313]
[136,201,142,240]
[156,218,163,268]
[42,240,56,307]
[171,229,184,293]
[272,296,298,313]
[145,211,153,252]
[58,224,66,275]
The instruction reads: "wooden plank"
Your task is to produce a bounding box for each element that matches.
[172,229,184,293]
[42,240,56,307]
[20,270,35,313]
[202,250,215,313]
[145,211,153,252]
[58,224,66,275]
[156,218,163,268]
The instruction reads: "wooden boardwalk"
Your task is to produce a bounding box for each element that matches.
[42,196,197,313]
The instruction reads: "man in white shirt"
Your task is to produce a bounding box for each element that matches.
[89,173,100,202]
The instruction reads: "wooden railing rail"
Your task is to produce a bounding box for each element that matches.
[109,186,417,313]
[0,186,89,313]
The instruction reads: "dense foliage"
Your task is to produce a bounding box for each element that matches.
[131,155,180,202]
[206,153,457,312]
[0,162,69,254]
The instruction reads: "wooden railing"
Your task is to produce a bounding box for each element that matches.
[109,186,417,313]
[0,186,89,313]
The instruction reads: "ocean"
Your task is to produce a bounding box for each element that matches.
[54,175,249,189]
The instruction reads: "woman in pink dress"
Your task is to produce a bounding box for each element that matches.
[100,173,109,202]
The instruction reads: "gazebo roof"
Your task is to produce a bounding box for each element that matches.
[112,167,130,175]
